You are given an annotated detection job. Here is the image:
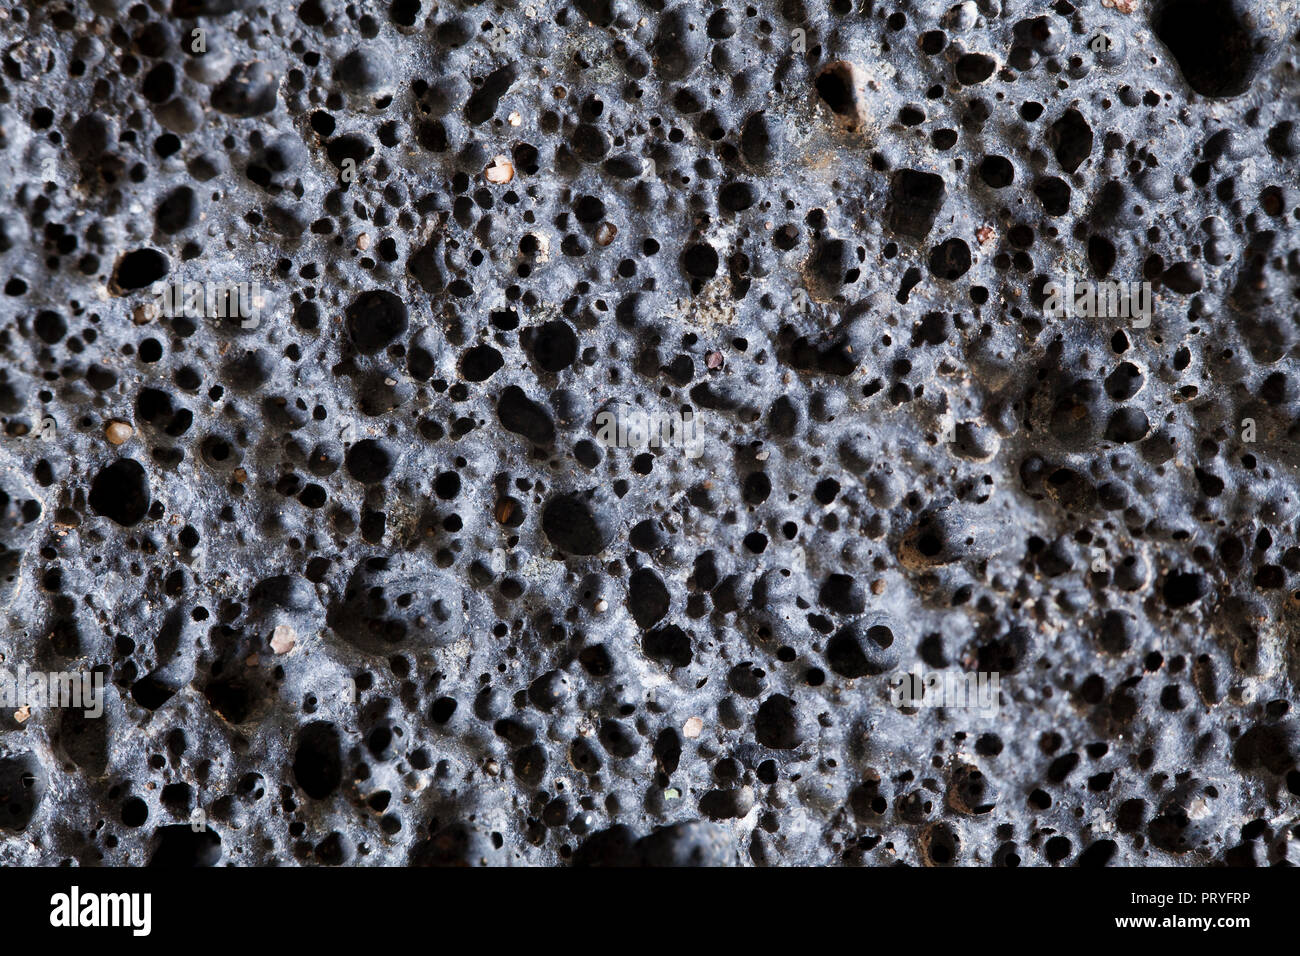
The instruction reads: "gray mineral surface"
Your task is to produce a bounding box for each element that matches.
[0,0,1298,866]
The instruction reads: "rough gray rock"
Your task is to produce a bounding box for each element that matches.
[0,0,1297,866]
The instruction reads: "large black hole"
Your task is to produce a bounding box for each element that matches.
[150,825,222,866]
[345,290,408,355]
[459,344,504,382]
[929,238,971,280]
[113,249,169,290]
[954,53,996,84]
[293,722,343,799]
[978,155,1014,188]
[815,65,856,116]
[0,756,44,833]
[1152,0,1262,97]
[888,169,946,240]
[529,321,578,372]
[89,458,150,527]
[1048,109,1093,173]
[345,439,394,484]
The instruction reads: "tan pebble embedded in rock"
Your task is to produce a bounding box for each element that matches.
[485,155,514,184]
[683,716,704,738]
[105,421,133,445]
[271,624,296,654]
[595,222,617,246]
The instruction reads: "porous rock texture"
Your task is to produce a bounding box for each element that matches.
[0,0,1299,866]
